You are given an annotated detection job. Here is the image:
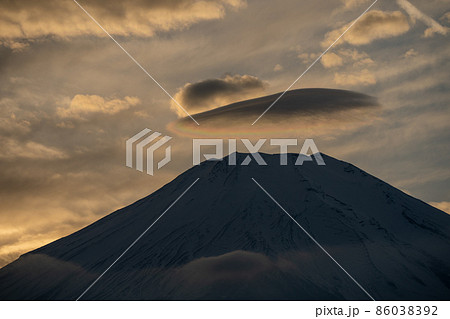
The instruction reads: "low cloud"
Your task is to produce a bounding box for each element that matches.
[57,94,140,120]
[396,0,449,38]
[175,250,275,284]
[322,10,410,47]
[171,74,267,117]
[158,250,318,299]
[0,250,328,299]
[0,0,246,49]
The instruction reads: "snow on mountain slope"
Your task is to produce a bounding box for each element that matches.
[0,153,449,300]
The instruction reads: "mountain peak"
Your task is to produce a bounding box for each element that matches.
[0,153,449,300]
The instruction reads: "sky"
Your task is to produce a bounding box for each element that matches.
[0,0,449,267]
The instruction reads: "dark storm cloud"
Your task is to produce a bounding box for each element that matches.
[172,74,267,116]
[170,88,380,136]
[198,88,378,118]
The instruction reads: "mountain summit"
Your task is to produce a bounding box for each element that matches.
[0,153,449,300]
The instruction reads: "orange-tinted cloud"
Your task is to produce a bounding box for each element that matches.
[0,138,67,160]
[334,69,376,86]
[441,12,450,24]
[0,0,246,48]
[321,52,344,68]
[322,10,410,47]
[339,0,368,10]
[57,94,140,120]
[304,49,373,69]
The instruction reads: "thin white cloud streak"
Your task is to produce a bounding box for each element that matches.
[396,0,448,37]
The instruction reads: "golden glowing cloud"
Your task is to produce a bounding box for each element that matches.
[441,12,450,24]
[0,0,246,48]
[57,94,140,119]
[0,138,67,160]
[322,10,410,47]
[340,0,369,9]
[334,69,376,86]
[301,49,374,70]
[321,52,344,68]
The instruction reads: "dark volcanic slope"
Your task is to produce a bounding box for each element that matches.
[0,153,449,300]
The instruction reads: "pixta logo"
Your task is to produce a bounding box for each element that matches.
[193,138,325,166]
[126,129,325,176]
[126,128,172,175]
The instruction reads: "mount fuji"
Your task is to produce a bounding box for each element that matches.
[0,153,449,300]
